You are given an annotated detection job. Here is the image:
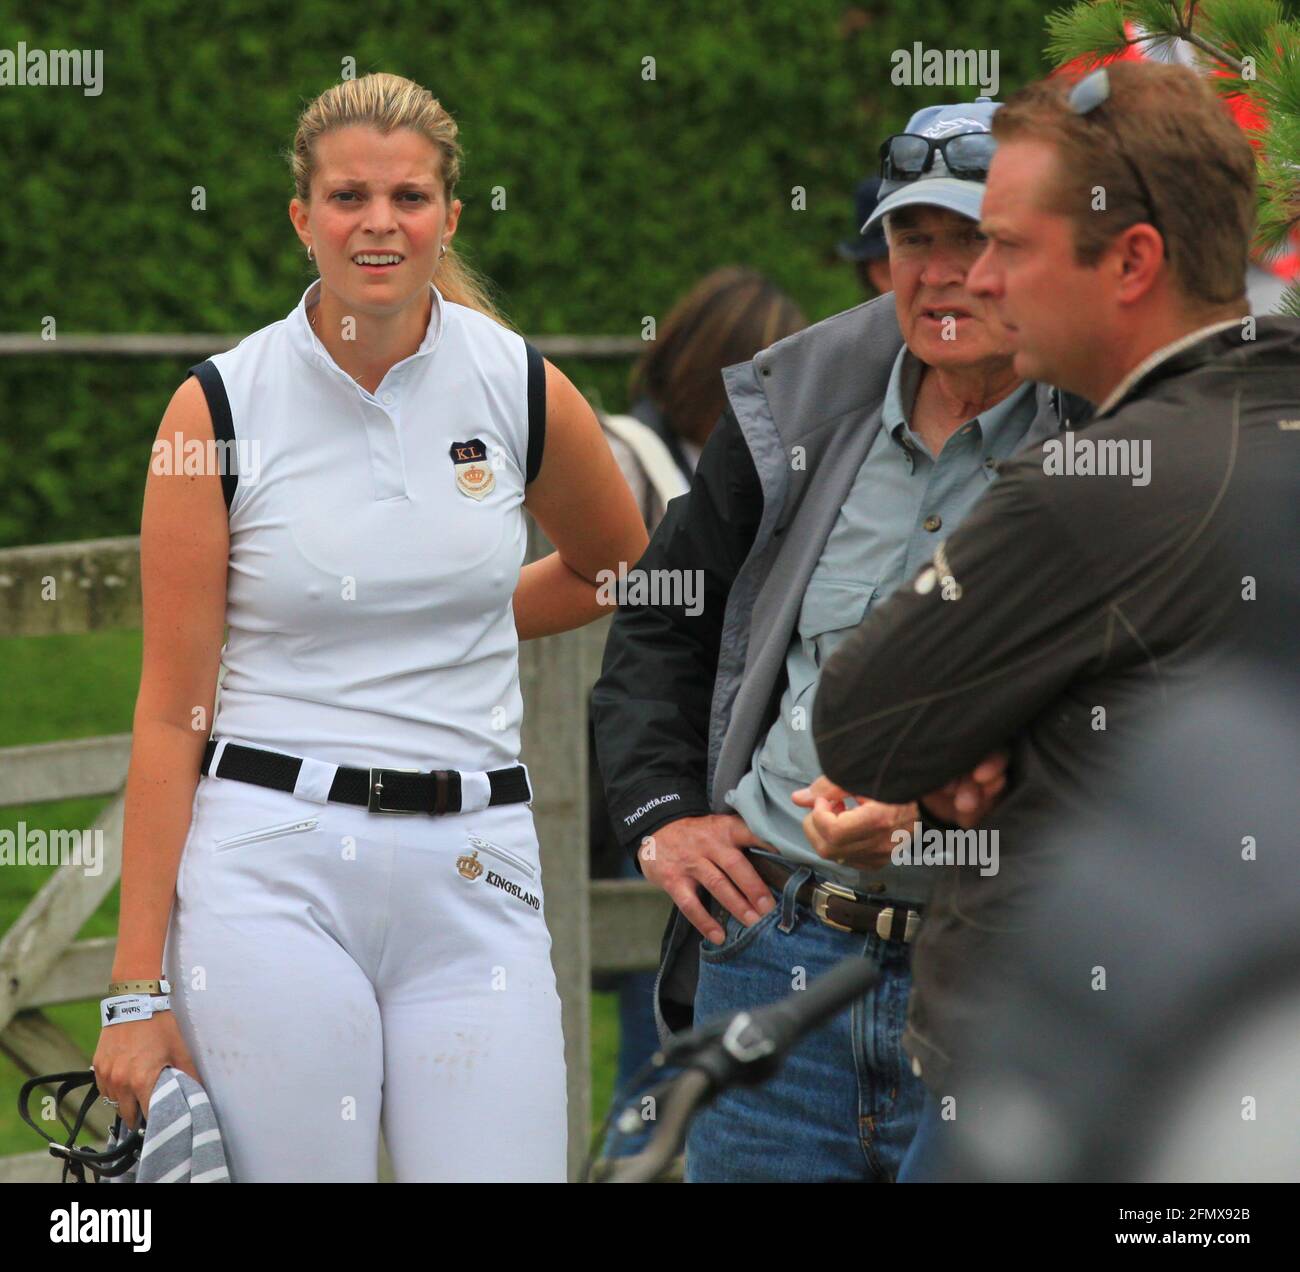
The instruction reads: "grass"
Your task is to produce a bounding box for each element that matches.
[0,629,624,1160]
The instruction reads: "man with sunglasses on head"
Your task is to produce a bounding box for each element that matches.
[810,60,1299,1180]
[592,98,1081,1182]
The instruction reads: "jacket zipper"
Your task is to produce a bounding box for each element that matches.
[213,817,319,850]
[468,835,535,879]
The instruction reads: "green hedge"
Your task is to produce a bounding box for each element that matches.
[1,0,1067,546]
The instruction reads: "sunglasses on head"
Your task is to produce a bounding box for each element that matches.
[878,131,997,184]
[1067,67,1166,245]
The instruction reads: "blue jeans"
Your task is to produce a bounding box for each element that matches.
[897,1091,950,1181]
[897,1089,993,1181]
[685,865,925,1182]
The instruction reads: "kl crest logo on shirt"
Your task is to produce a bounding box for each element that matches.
[449,438,495,500]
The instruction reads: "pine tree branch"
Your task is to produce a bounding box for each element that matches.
[1180,28,1245,73]
[1082,1,1248,74]
[1165,0,1246,73]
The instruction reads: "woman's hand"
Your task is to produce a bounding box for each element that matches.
[91,1012,201,1132]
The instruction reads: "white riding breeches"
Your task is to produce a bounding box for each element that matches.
[161,772,568,1182]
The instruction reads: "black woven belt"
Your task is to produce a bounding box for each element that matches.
[200,739,531,815]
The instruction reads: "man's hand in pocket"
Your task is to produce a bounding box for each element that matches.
[638,814,777,943]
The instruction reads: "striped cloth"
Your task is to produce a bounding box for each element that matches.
[105,1066,231,1183]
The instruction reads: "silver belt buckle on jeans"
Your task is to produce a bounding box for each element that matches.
[811,880,857,933]
[875,906,921,944]
[368,767,422,814]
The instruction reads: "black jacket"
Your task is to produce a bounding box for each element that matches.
[591,402,762,858]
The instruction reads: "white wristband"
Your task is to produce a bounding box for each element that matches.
[101,993,171,1026]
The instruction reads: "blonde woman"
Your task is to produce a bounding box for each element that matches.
[92,72,647,1182]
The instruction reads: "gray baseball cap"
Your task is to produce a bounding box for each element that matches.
[864,97,1001,235]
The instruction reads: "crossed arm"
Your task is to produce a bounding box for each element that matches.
[801,468,1107,864]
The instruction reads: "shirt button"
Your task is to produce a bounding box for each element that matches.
[381,391,395,405]
[923,514,942,532]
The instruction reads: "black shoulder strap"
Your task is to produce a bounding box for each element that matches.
[186,359,237,512]
[524,341,546,485]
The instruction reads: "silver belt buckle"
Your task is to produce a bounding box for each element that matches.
[875,906,921,943]
[811,880,857,932]
[368,767,422,814]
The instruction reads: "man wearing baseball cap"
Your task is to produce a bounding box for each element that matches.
[593,98,1080,1182]
[811,59,1299,1179]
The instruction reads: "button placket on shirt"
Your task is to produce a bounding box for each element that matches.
[359,373,408,501]
[916,419,982,539]
[301,286,442,503]
[313,339,410,501]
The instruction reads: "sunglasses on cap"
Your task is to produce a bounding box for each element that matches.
[1067,67,1166,245]
[878,131,997,184]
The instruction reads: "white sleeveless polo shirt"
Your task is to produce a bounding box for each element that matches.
[191,280,545,775]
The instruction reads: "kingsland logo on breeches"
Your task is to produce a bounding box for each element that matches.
[484,869,540,910]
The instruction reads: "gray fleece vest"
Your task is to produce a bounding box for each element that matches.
[654,293,1064,1041]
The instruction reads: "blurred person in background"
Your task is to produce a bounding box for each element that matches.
[589,267,806,1159]
[837,177,893,297]
[616,267,809,507]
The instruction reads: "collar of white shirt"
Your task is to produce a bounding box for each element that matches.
[291,279,446,378]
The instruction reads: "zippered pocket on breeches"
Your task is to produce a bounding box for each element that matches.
[212,816,320,852]
[467,834,536,879]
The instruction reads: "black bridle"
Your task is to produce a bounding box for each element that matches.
[18,1070,143,1183]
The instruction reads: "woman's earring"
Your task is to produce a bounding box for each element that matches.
[439,243,447,259]
[307,243,314,262]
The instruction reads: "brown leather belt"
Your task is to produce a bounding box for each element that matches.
[747,853,922,944]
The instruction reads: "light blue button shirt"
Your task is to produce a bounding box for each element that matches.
[726,346,1038,903]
